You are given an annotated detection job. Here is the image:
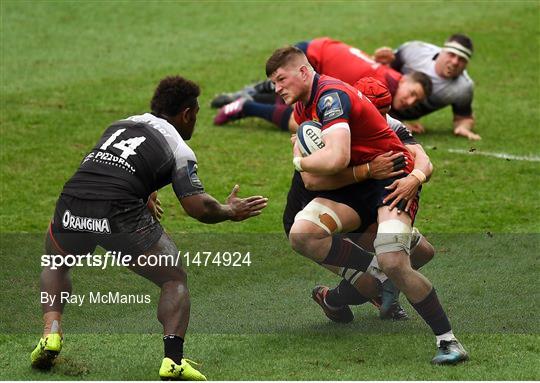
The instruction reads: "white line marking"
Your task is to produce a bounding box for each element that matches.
[446,149,540,162]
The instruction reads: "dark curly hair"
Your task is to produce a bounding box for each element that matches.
[150,76,200,117]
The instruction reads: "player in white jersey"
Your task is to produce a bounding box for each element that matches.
[375,34,480,140]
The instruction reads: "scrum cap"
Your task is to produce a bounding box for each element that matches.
[353,77,392,108]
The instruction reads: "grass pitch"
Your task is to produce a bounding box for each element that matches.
[1,1,539,380]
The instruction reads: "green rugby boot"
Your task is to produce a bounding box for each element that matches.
[30,333,63,369]
[159,357,207,381]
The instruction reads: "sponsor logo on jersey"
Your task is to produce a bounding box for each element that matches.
[62,210,111,234]
[319,92,344,122]
[82,151,136,173]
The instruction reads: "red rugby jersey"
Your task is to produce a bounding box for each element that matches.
[294,74,414,172]
[306,37,402,97]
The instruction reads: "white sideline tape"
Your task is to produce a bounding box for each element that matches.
[446,149,540,162]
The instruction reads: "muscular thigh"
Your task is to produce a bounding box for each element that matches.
[128,232,186,287]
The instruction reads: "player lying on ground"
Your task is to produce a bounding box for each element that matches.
[31,76,268,380]
[285,77,435,321]
[213,34,478,140]
[268,46,468,365]
[211,37,431,133]
[373,33,479,140]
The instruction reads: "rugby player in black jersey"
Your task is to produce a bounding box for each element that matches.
[30,76,268,380]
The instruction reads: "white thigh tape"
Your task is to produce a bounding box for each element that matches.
[294,201,343,234]
[374,219,412,255]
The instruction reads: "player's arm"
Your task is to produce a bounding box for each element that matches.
[179,186,267,223]
[406,143,433,181]
[300,151,406,191]
[390,119,433,181]
[382,120,433,212]
[147,191,164,220]
[295,128,350,175]
[453,114,479,140]
[293,90,353,175]
[171,158,267,223]
[451,85,479,140]
[373,46,396,66]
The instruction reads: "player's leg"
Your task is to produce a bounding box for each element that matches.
[213,97,293,131]
[31,195,99,370]
[289,198,376,322]
[210,79,276,109]
[410,233,435,270]
[127,232,205,380]
[374,207,468,364]
[30,228,72,369]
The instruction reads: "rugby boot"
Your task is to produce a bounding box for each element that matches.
[213,97,250,125]
[431,340,469,365]
[159,357,207,380]
[30,333,63,369]
[311,285,354,323]
[210,85,256,108]
[379,279,405,320]
[371,295,408,320]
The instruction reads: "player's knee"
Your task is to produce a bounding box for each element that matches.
[377,252,408,277]
[288,228,311,256]
[161,279,189,299]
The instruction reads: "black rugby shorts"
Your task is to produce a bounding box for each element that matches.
[48,194,163,256]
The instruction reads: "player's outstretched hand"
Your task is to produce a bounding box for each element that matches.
[147,191,164,221]
[369,151,406,179]
[226,184,268,221]
[373,47,395,66]
[454,126,481,141]
[383,175,421,213]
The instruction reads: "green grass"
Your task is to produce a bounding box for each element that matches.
[1,0,539,380]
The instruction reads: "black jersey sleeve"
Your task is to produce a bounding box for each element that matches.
[386,115,418,145]
[171,158,205,199]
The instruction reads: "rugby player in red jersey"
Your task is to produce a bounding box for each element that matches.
[212,38,431,133]
[267,46,468,365]
[300,77,435,321]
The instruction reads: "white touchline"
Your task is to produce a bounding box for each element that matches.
[446,149,540,162]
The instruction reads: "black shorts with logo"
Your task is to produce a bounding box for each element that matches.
[282,171,420,237]
[48,194,163,256]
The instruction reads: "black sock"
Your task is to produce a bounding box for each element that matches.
[410,288,452,336]
[322,235,375,271]
[326,278,370,307]
[243,102,293,131]
[163,334,184,364]
[252,92,278,104]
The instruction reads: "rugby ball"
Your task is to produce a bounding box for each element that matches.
[297,121,324,157]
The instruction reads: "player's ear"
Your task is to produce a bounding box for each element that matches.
[180,107,192,123]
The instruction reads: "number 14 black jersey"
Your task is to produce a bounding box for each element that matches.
[62,113,205,201]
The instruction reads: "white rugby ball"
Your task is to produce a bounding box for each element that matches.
[297,121,324,157]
